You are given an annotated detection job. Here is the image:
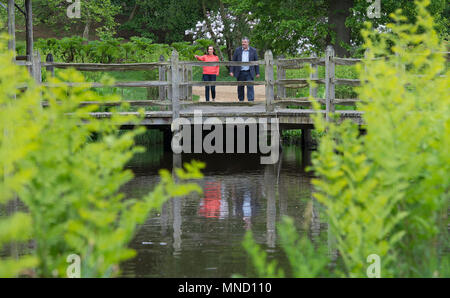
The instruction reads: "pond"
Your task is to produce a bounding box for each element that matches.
[120,143,326,278]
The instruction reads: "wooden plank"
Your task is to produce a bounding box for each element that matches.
[334,98,360,106]
[42,100,176,107]
[333,57,362,65]
[277,57,325,66]
[14,61,32,66]
[181,60,262,66]
[325,45,335,122]
[276,56,286,100]
[167,65,172,101]
[158,55,166,100]
[277,97,326,104]
[187,81,265,86]
[188,65,193,100]
[41,62,168,71]
[32,51,42,83]
[265,50,275,112]
[41,81,170,88]
[333,78,361,86]
[277,78,326,85]
[273,99,321,107]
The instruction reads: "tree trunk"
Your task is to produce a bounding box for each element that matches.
[219,0,233,62]
[327,0,353,57]
[128,1,139,22]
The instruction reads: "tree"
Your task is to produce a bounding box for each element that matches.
[224,0,448,57]
[32,0,121,42]
[117,0,205,43]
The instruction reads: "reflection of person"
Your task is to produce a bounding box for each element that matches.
[198,181,222,218]
[229,37,260,102]
[195,46,220,102]
[242,190,252,230]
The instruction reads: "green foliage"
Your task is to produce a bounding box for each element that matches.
[241,231,284,278]
[117,0,204,44]
[225,0,448,55]
[241,216,330,278]
[242,0,448,278]
[277,217,329,278]
[33,0,121,38]
[1,31,204,277]
[310,0,449,277]
[0,30,40,277]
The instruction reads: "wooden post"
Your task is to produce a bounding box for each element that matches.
[7,0,15,53]
[158,55,166,100]
[276,55,286,100]
[46,53,55,77]
[188,65,193,100]
[265,50,275,112]
[167,65,172,101]
[32,50,42,83]
[181,64,186,100]
[25,0,33,58]
[325,45,335,122]
[309,52,318,99]
[184,65,188,100]
[171,50,180,119]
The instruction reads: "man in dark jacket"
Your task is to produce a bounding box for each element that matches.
[229,37,260,101]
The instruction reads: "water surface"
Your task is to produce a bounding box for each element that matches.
[120,144,324,277]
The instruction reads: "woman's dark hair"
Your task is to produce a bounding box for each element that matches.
[205,45,216,55]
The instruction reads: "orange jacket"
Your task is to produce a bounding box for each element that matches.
[196,55,220,75]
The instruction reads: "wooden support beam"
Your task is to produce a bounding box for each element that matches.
[325,45,335,122]
[171,50,180,119]
[158,55,166,100]
[265,50,275,112]
[32,50,42,83]
[276,55,286,100]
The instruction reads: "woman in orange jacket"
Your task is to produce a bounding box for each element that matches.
[195,46,220,102]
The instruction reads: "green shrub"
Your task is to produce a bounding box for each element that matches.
[310,0,449,277]
[1,32,204,277]
[0,31,39,277]
[242,0,449,278]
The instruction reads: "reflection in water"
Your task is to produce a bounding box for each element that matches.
[120,145,320,277]
[198,181,223,219]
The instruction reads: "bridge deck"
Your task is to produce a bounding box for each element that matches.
[91,104,364,128]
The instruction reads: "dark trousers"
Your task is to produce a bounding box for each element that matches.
[202,74,216,101]
[237,71,254,102]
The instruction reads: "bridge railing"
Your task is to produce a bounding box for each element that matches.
[15,47,449,121]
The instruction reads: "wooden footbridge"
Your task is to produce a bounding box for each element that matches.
[17,47,364,130]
